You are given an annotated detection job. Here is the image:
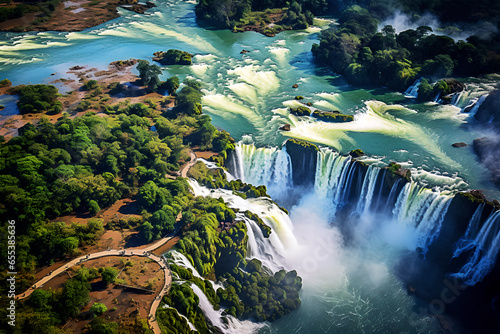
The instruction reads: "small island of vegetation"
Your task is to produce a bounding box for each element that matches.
[195,0,330,36]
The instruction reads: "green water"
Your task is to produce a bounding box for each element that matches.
[1,0,498,332]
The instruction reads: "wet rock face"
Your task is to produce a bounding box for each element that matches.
[452,142,468,148]
[473,136,500,188]
[471,90,500,188]
[284,139,318,187]
[474,89,500,125]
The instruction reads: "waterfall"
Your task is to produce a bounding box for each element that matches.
[232,142,453,250]
[169,250,204,279]
[450,87,470,108]
[199,158,235,181]
[314,148,351,199]
[404,78,421,98]
[190,284,266,334]
[453,204,486,259]
[228,141,500,284]
[433,92,442,103]
[452,209,500,285]
[356,165,381,214]
[239,213,285,273]
[187,177,297,258]
[467,94,488,117]
[162,305,198,332]
[333,159,357,207]
[229,144,245,180]
[229,141,292,198]
[392,182,453,251]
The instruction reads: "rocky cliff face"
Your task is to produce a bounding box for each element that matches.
[284,139,318,187]
[473,89,500,188]
[474,89,500,125]
[473,136,500,187]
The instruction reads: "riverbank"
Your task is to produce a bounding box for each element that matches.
[0,0,154,32]
[0,58,174,140]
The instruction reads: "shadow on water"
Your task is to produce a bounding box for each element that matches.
[0,95,19,117]
[175,11,198,28]
[289,51,319,72]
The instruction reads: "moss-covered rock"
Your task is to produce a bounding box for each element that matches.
[153,49,193,65]
[349,149,365,157]
[385,162,411,181]
[312,110,353,123]
[289,106,311,116]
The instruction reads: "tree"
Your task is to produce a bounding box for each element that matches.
[420,54,454,78]
[101,267,118,286]
[89,199,100,216]
[58,237,79,255]
[141,221,154,242]
[417,78,435,101]
[84,80,99,90]
[137,60,162,92]
[17,84,59,114]
[59,278,91,318]
[154,50,192,65]
[90,302,108,316]
[88,318,119,334]
[162,76,180,95]
[28,289,53,310]
[174,85,204,116]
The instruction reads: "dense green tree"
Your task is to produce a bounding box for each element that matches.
[137,60,162,92]
[58,278,91,318]
[90,302,108,316]
[101,267,119,286]
[16,84,59,114]
[89,199,100,215]
[162,76,180,95]
[88,318,119,334]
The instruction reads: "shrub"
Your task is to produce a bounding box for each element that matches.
[17,84,58,114]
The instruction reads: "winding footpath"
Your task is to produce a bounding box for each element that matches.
[15,151,198,334]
